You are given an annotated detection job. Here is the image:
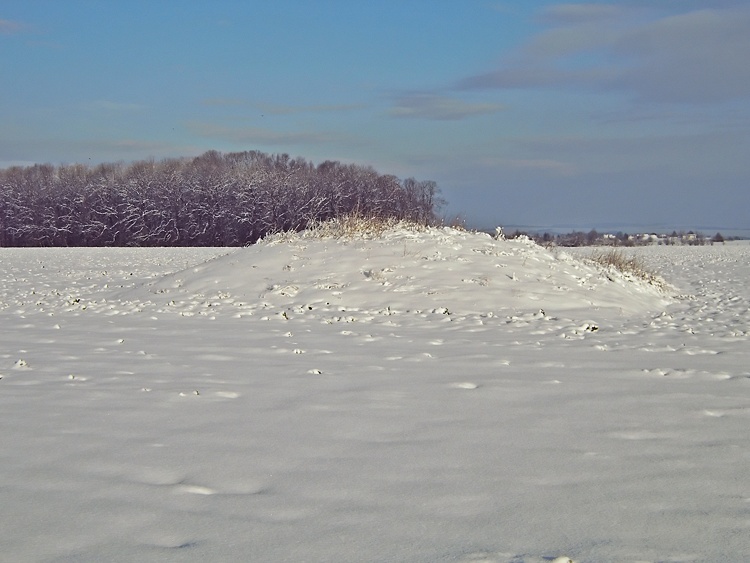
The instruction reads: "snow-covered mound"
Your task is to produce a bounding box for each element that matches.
[122,226,671,321]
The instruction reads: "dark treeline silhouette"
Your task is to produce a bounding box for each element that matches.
[0,150,443,247]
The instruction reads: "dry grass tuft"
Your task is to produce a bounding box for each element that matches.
[263,214,429,244]
[588,249,667,289]
[306,215,409,239]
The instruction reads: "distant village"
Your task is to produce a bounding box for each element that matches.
[501,229,735,247]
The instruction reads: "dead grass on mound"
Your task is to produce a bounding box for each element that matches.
[309,215,431,239]
[313,215,402,238]
[588,249,667,290]
[261,215,430,244]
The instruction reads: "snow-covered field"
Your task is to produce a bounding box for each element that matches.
[1,229,748,562]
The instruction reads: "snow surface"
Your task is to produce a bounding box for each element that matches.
[1,228,749,562]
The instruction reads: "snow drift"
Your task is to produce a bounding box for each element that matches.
[122,226,672,323]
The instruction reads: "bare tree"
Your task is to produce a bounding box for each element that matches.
[0,150,444,247]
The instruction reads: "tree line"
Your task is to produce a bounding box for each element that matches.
[0,150,443,247]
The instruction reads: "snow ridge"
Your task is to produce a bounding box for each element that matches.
[118,226,672,324]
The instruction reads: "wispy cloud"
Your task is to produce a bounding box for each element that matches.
[389,94,505,120]
[200,98,365,115]
[200,98,248,107]
[188,122,341,146]
[458,5,750,104]
[89,100,146,112]
[536,4,624,24]
[0,18,27,34]
[104,139,178,152]
[489,3,520,15]
[475,155,577,177]
[256,102,365,115]
[0,160,37,168]
[0,136,202,164]
[511,130,750,179]
[505,158,576,176]
[69,138,206,162]
[610,9,750,103]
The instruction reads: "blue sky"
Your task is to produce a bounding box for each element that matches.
[2,1,749,230]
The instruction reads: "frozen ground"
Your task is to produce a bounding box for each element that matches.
[1,229,748,562]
